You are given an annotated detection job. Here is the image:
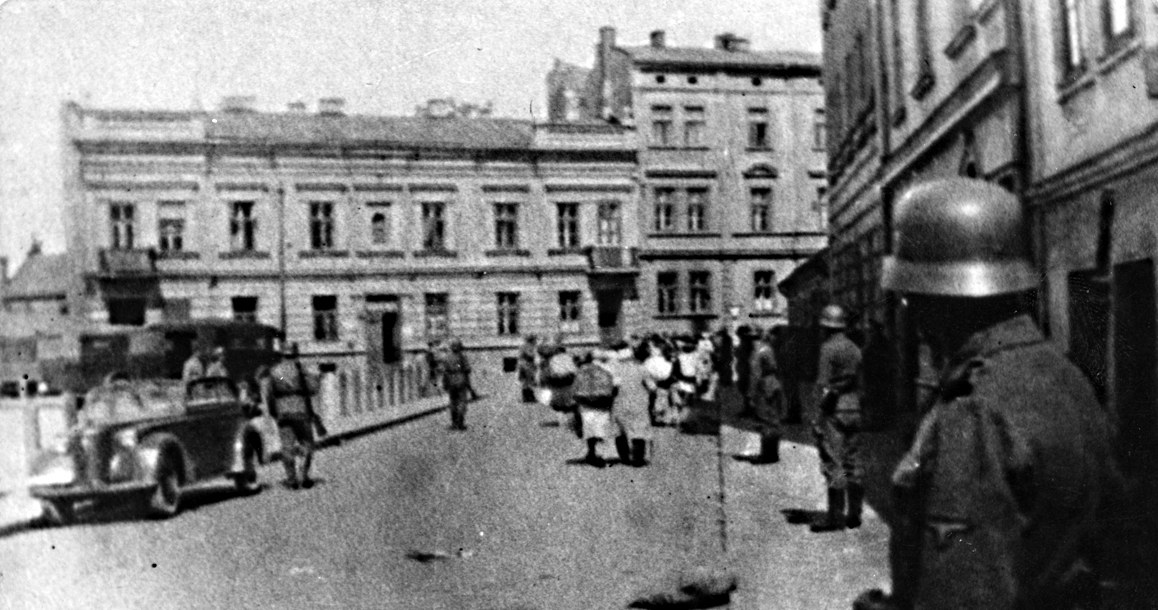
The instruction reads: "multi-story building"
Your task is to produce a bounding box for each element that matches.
[1020,0,1158,480]
[820,0,1028,416]
[553,27,827,334]
[59,100,641,375]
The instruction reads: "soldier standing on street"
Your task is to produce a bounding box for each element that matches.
[518,334,539,403]
[854,178,1120,610]
[441,338,472,431]
[264,342,322,490]
[810,303,865,532]
[743,328,785,465]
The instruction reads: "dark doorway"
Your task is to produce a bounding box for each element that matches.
[364,295,401,365]
[1068,270,1110,402]
[1113,258,1157,474]
[595,290,623,346]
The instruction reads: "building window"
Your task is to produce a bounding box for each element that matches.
[916,0,932,78]
[688,271,712,314]
[556,202,580,248]
[110,203,135,250]
[813,109,826,151]
[683,106,706,147]
[494,203,519,249]
[890,0,905,111]
[230,201,257,252]
[1103,0,1134,52]
[753,271,778,313]
[651,105,673,146]
[747,108,770,149]
[597,200,622,245]
[421,202,447,250]
[750,188,772,232]
[654,188,677,232]
[368,203,391,245]
[686,188,708,232]
[497,292,520,336]
[559,291,581,333]
[158,219,184,253]
[424,293,449,338]
[232,296,258,323]
[309,202,335,250]
[657,272,679,314]
[1059,0,1086,79]
[312,295,339,342]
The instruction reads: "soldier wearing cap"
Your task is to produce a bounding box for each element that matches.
[810,303,865,532]
[853,178,1119,609]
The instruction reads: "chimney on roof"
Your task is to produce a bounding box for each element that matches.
[318,97,346,116]
[220,95,257,113]
[714,32,751,52]
[599,25,616,51]
[287,101,308,113]
[650,30,666,48]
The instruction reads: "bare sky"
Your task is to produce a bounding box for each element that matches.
[0,0,821,272]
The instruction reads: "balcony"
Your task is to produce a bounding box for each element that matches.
[586,245,639,274]
[98,248,157,277]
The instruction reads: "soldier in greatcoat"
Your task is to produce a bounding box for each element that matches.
[853,178,1120,610]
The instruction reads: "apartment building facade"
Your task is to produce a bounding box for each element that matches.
[1021,0,1158,478]
[551,27,827,334]
[60,101,641,373]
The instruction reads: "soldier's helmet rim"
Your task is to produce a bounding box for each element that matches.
[881,177,1038,297]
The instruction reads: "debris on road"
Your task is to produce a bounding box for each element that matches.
[628,567,737,609]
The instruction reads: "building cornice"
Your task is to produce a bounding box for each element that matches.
[1027,118,1158,207]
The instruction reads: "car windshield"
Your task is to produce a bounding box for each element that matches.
[80,381,182,424]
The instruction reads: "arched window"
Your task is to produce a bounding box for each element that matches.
[370,212,388,245]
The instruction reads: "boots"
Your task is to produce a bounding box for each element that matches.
[810,488,847,532]
[846,483,864,528]
[282,457,300,489]
[614,435,632,464]
[631,439,648,467]
[751,435,780,464]
[584,439,605,468]
[299,452,314,489]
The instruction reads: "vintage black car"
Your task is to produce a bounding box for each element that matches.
[28,376,267,523]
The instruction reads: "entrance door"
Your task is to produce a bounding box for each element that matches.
[595,290,623,346]
[1113,258,1157,474]
[1068,270,1110,402]
[364,295,401,366]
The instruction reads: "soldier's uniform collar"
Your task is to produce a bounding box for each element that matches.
[939,314,1044,400]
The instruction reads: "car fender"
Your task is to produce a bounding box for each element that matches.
[137,433,188,484]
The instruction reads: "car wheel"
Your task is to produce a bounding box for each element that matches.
[147,456,181,519]
[42,500,75,526]
[233,443,261,495]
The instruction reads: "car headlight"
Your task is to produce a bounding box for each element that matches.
[107,429,138,482]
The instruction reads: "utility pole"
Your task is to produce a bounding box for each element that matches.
[277,184,287,337]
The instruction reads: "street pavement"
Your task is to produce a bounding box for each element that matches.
[0,375,889,609]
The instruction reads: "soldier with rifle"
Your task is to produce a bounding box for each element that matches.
[263,342,327,490]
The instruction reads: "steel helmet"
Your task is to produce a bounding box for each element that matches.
[818,304,848,329]
[881,177,1038,296]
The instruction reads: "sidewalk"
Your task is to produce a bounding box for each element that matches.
[704,385,898,609]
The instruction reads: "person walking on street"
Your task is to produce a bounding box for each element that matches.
[609,341,652,467]
[809,304,865,532]
[263,342,323,490]
[853,178,1120,610]
[441,338,472,431]
[734,325,755,416]
[742,329,785,464]
[518,335,539,403]
[642,338,675,426]
[572,349,618,468]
